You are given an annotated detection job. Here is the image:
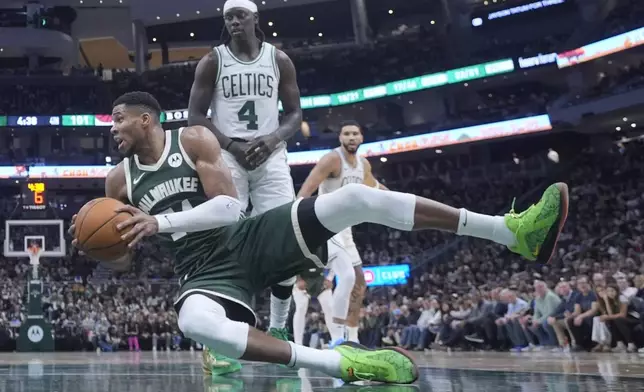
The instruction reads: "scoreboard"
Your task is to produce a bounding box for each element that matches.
[22,182,47,211]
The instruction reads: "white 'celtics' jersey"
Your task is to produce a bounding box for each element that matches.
[319,148,365,195]
[211,42,280,140]
[319,148,365,246]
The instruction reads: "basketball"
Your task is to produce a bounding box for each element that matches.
[74,198,133,262]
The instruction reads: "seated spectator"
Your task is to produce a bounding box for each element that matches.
[496,289,530,351]
[399,303,422,349]
[521,280,560,349]
[597,283,638,352]
[548,281,579,352]
[414,299,441,351]
[567,276,598,351]
[447,292,495,350]
[614,271,638,300]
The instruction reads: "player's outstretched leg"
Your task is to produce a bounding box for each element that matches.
[179,294,418,384]
[313,183,569,264]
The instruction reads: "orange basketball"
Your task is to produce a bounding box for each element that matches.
[74,197,133,262]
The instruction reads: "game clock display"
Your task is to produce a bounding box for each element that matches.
[22,182,47,211]
[7,116,60,127]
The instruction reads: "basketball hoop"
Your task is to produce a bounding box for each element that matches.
[28,245,42,266]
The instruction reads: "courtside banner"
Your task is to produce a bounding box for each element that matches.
[287,114,552,165]
[0,166,28,178]
[557,26,644,68]
[20,115,551,177]
[335,264,411,287]
[28,166,115,179]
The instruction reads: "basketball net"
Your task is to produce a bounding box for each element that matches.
[28,245,42,267]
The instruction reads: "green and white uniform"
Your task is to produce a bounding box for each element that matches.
[123,128,326,325]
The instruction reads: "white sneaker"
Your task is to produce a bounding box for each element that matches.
[612,342,626,353]
[627,343,637,353]
[638,347,644,353]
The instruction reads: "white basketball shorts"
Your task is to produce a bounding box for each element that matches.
[221,144,295,216]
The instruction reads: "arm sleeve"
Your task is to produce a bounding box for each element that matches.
[155,195,242,233]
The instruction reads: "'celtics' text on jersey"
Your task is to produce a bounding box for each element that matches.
[210,42,280,140]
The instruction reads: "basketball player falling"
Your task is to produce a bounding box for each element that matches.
[292,267,335,347]
[187,0,302,373]
[71,91,569,385]
[297,121,380,345]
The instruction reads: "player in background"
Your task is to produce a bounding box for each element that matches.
[187,0,303,372]
[292,268,335,348]
[297,121,384,344]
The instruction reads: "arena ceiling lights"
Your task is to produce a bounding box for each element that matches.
[34,0,337,23]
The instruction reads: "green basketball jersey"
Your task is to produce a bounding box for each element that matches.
[124,128,229,280]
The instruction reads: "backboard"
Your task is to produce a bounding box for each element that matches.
[4,220,66,258]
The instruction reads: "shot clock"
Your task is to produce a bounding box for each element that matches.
[22,182,47,211]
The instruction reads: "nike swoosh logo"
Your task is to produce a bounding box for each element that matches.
[133,174,145,185]
[532,244,540,257]
[462,211,467,227]
[223,63,235,67]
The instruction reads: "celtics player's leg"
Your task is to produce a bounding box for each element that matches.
[316,288,335,344]
[341,242,364,343]
[346,270,365,343]
[249,148,297,340]
[326,238,355,344]
[292,280,310,346]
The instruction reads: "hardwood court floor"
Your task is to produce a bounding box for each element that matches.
[1,350,643,391]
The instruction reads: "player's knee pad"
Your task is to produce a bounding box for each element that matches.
[271,281,294,300]
[178,294,249,359]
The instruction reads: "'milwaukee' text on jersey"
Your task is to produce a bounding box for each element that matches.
[137,177,200,214]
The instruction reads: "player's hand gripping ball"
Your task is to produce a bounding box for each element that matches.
[70,198,133,262]
[113,205,160,248]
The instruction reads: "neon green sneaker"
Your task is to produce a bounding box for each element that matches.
[334,342,418,384]
[505,183,569,264]
[268,327,290,341]
[202,346,242,377]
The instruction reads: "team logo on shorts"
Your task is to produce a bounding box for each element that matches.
[168,153,183,168]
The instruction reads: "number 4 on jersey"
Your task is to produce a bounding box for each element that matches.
[238,101,259,130]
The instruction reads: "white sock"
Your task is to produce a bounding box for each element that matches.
[269,294,291,330]
[456,209,517,247]
[287,341,342,378]
[347,326,359,343]
[292,290,309,345]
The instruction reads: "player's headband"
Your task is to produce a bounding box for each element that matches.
[223,0,258,14]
